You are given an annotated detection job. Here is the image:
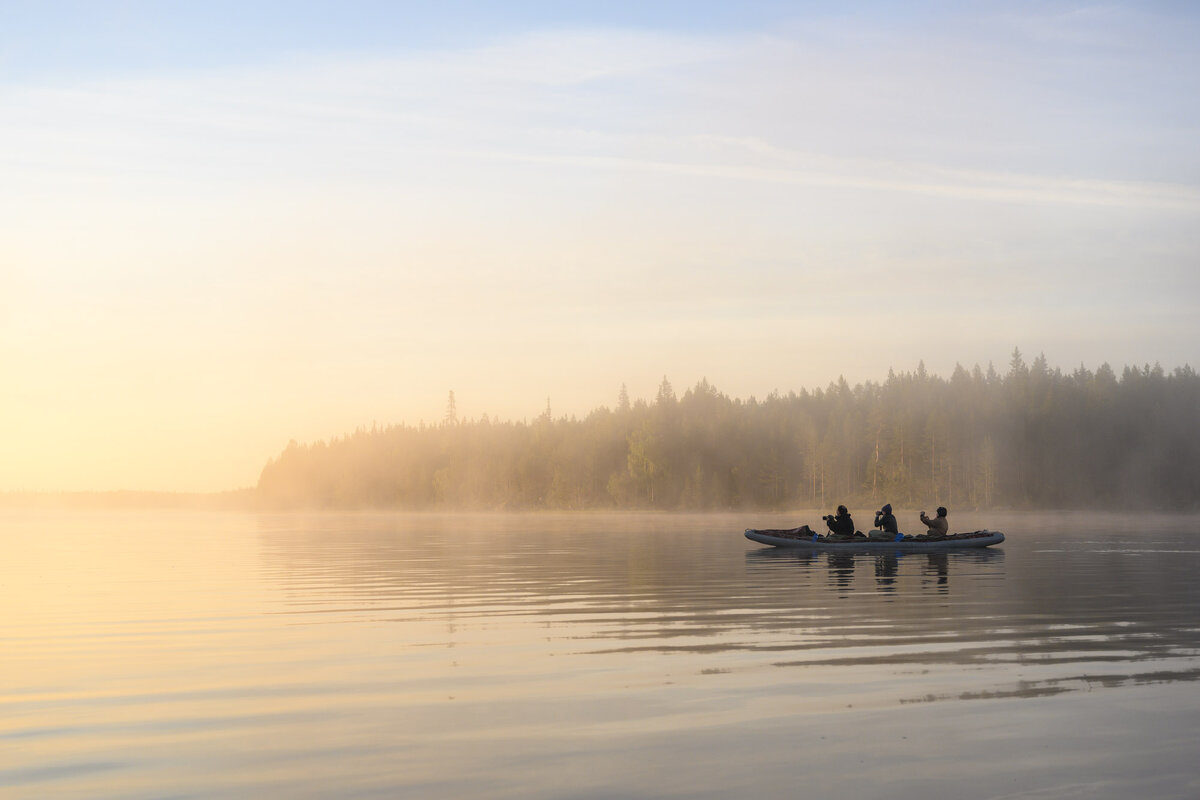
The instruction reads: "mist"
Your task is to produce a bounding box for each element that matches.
[256,354,1200,513]
[5,6,1200,493]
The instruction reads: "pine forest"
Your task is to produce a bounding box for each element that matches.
[257,351,1200,512]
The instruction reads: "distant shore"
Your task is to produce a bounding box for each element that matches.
[0,489,257,511]
[4,494,1199,515]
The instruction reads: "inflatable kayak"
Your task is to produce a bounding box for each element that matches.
[745,527,1005,551]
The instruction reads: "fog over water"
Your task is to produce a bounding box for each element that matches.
[5,3,1200,493]
[7,6,1198,796]
[4,509,1199,798]
[255,360,1200,513]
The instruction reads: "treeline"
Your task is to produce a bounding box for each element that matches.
[0,490,257,510]
[256,351,1200,511]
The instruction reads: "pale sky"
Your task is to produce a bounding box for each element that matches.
[3,1,1199,492]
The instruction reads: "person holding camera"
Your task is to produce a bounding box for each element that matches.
[823,505,855,539]
[873,504,898,535]
[918,507,949,538]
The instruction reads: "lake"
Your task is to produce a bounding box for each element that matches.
[3,509,1199,798]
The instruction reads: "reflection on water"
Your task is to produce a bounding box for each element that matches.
[748,546,988,598]
[3,510,1200,798]
[251,511,1200,706]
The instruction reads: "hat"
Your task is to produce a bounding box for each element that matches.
[882,504,892,513]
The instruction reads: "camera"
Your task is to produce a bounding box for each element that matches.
[822,515,831,521]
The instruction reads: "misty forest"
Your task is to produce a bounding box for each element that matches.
[257,351,1200,512]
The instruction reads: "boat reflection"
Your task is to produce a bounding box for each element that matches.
[744,546,1003,597]
[926,552,949,591]
[874,553,898,592]
[254,512,1200,705]
[828,551,855,595]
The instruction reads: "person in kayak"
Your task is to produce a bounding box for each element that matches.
[823,505,856,539]
[874,504,898,534]
[918,507,949,538]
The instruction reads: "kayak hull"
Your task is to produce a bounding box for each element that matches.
[744,528,1005,551]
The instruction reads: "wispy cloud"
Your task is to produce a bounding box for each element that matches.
[6,18,1197,203]
[3,10,1199,490]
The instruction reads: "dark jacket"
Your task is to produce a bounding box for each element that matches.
[874,510,898,534]
[826,512,855,536]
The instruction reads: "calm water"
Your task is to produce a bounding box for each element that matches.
[3,509,1199,799]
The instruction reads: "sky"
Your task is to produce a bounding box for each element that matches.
[3,1,1199,492]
